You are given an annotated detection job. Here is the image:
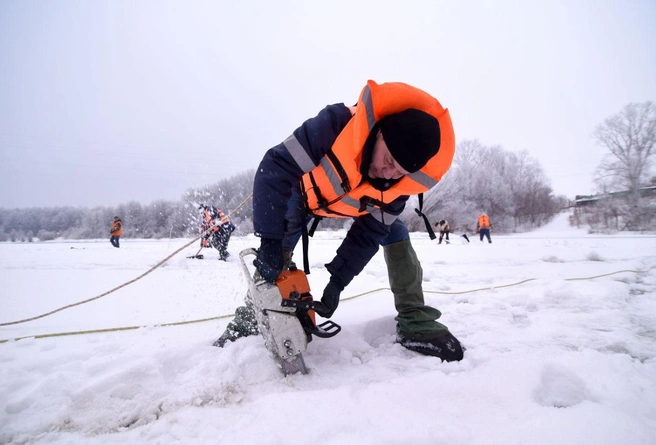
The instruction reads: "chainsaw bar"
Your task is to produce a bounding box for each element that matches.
[277,353,307,375]
[240,249,309,376]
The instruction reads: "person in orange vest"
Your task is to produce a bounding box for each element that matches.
[110,216,122,248]
[199,204,236,261]
[434,219,450,244]
[215,80,463,362]
[477,213,492,243]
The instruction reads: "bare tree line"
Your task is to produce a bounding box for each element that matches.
[402,140,567,234]
[574,102,656,231]
[0,171,256,242]
[2,101,654,241]
[0,141,565,242]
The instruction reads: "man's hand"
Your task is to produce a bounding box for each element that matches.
[253,238,284,282]
[313,279,344,318]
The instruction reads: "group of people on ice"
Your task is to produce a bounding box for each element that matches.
[434,213,493,244]
[108,205,237,260]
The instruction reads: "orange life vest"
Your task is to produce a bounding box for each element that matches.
[111,220,122,236]
[217,209,230,226]
[301,80,455,220]
[477,214,491,229]
[203,208,230,232]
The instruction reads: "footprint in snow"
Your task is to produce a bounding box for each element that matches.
[533,363,592,408]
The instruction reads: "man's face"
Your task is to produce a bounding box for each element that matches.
[367,131,410,180]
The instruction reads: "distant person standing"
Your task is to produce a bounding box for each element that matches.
[477,213,492,243]
[434,219,450,244]
[110,216,122,248]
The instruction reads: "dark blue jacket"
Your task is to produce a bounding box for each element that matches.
[253,104,408,287]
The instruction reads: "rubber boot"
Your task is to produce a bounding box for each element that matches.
[384,240,463,361]
[213,300,259,347]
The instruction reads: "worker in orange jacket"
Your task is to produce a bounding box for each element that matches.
[199,204,236,261]
[110,216,122,248]
[477,214,492,243]
[216,80,463,362]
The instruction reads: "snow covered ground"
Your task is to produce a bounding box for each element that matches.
[1,212,655,445]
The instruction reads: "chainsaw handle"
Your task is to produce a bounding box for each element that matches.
[238,248,259,286]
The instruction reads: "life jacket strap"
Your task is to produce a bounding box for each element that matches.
[325,150,351,193]
[358,196,385,213]
[414,193,436,240]
[305,173,355,218]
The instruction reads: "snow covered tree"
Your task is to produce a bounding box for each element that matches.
[422,139,564,234]
[594,102,656,194]
[591,102,656,230]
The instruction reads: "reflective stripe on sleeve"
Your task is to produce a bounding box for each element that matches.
[283,134,316,173]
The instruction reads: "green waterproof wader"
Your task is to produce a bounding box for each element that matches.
[384,239,449,340]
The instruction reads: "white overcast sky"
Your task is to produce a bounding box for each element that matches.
[1,0,655,209]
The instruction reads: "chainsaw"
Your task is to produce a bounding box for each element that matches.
[238,248,341,375]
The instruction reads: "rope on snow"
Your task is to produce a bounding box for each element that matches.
[0,269,644,343]
[0,194,253,327]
